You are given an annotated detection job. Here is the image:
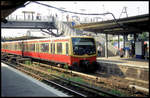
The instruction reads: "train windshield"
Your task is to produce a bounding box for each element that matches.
[72,38,96,55]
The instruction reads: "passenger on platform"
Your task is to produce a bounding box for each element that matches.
[129,43,135,57]
[120,48,124,58]
[97,44,102,57]
[144,42,148,59]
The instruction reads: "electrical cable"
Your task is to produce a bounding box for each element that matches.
[32,1,125,30]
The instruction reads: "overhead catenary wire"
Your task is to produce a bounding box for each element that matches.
[32,1,125,29]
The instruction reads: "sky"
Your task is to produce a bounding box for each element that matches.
[1,1,149,38]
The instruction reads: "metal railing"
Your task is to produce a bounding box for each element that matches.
[6,15,53,22]
[53,16,84,36]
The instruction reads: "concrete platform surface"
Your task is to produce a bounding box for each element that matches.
[96,56,149,81]
[97,56,149,68]
[1,63,69,97]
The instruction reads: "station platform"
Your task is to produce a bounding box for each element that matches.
[97,56,149,68]
[1,63,69,97]
[96,56,149,82]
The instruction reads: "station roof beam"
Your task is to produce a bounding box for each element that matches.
[73,14,149,35]
[1,1,27,22]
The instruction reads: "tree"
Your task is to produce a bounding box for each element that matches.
[139,32,148,40]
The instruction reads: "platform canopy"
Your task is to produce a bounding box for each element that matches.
[1,1,27,22]
[73,14,149,35]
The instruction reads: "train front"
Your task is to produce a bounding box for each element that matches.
[71,36,99,72]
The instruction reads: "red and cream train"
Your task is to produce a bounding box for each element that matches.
[1,36,99,72]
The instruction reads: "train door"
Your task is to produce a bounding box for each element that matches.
[21,41,24,57]
[66,43,69,55]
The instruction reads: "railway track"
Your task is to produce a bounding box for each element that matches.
[1,59,121,97]
[1,60,87,97]
[1,56,149,97]
[32,61,149,96]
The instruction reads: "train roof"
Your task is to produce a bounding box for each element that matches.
[2,36,94,44]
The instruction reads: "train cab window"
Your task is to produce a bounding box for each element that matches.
[66,43,69,55]
[57,43,62,54]
[40,43,49,53]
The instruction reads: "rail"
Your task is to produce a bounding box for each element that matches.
[1,54,149,97]
[1,60,86,97]
[1,59,122,97]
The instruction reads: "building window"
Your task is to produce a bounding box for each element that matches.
[57,43,62,54]
[40,43,49,53]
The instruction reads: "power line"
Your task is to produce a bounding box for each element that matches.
[32,1,126,30]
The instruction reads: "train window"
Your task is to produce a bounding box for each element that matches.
[51,43,53,53]
[57,43,62,54]
[66,43,69,55]
[3,44,4,49]
[11,44,13,50]
[6,44,8,49]
[15,44,17,50]
[5,44,8,49]
[10,44,12,50]
[36,43,39,52]
[18,43,22,51]
[8,44,10,50]
[3,44,5,49]
[29,44,35,52]
[40,43,49,53]
[13,44,15,50]
[24,43,28,51]
[53,43,55,54]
